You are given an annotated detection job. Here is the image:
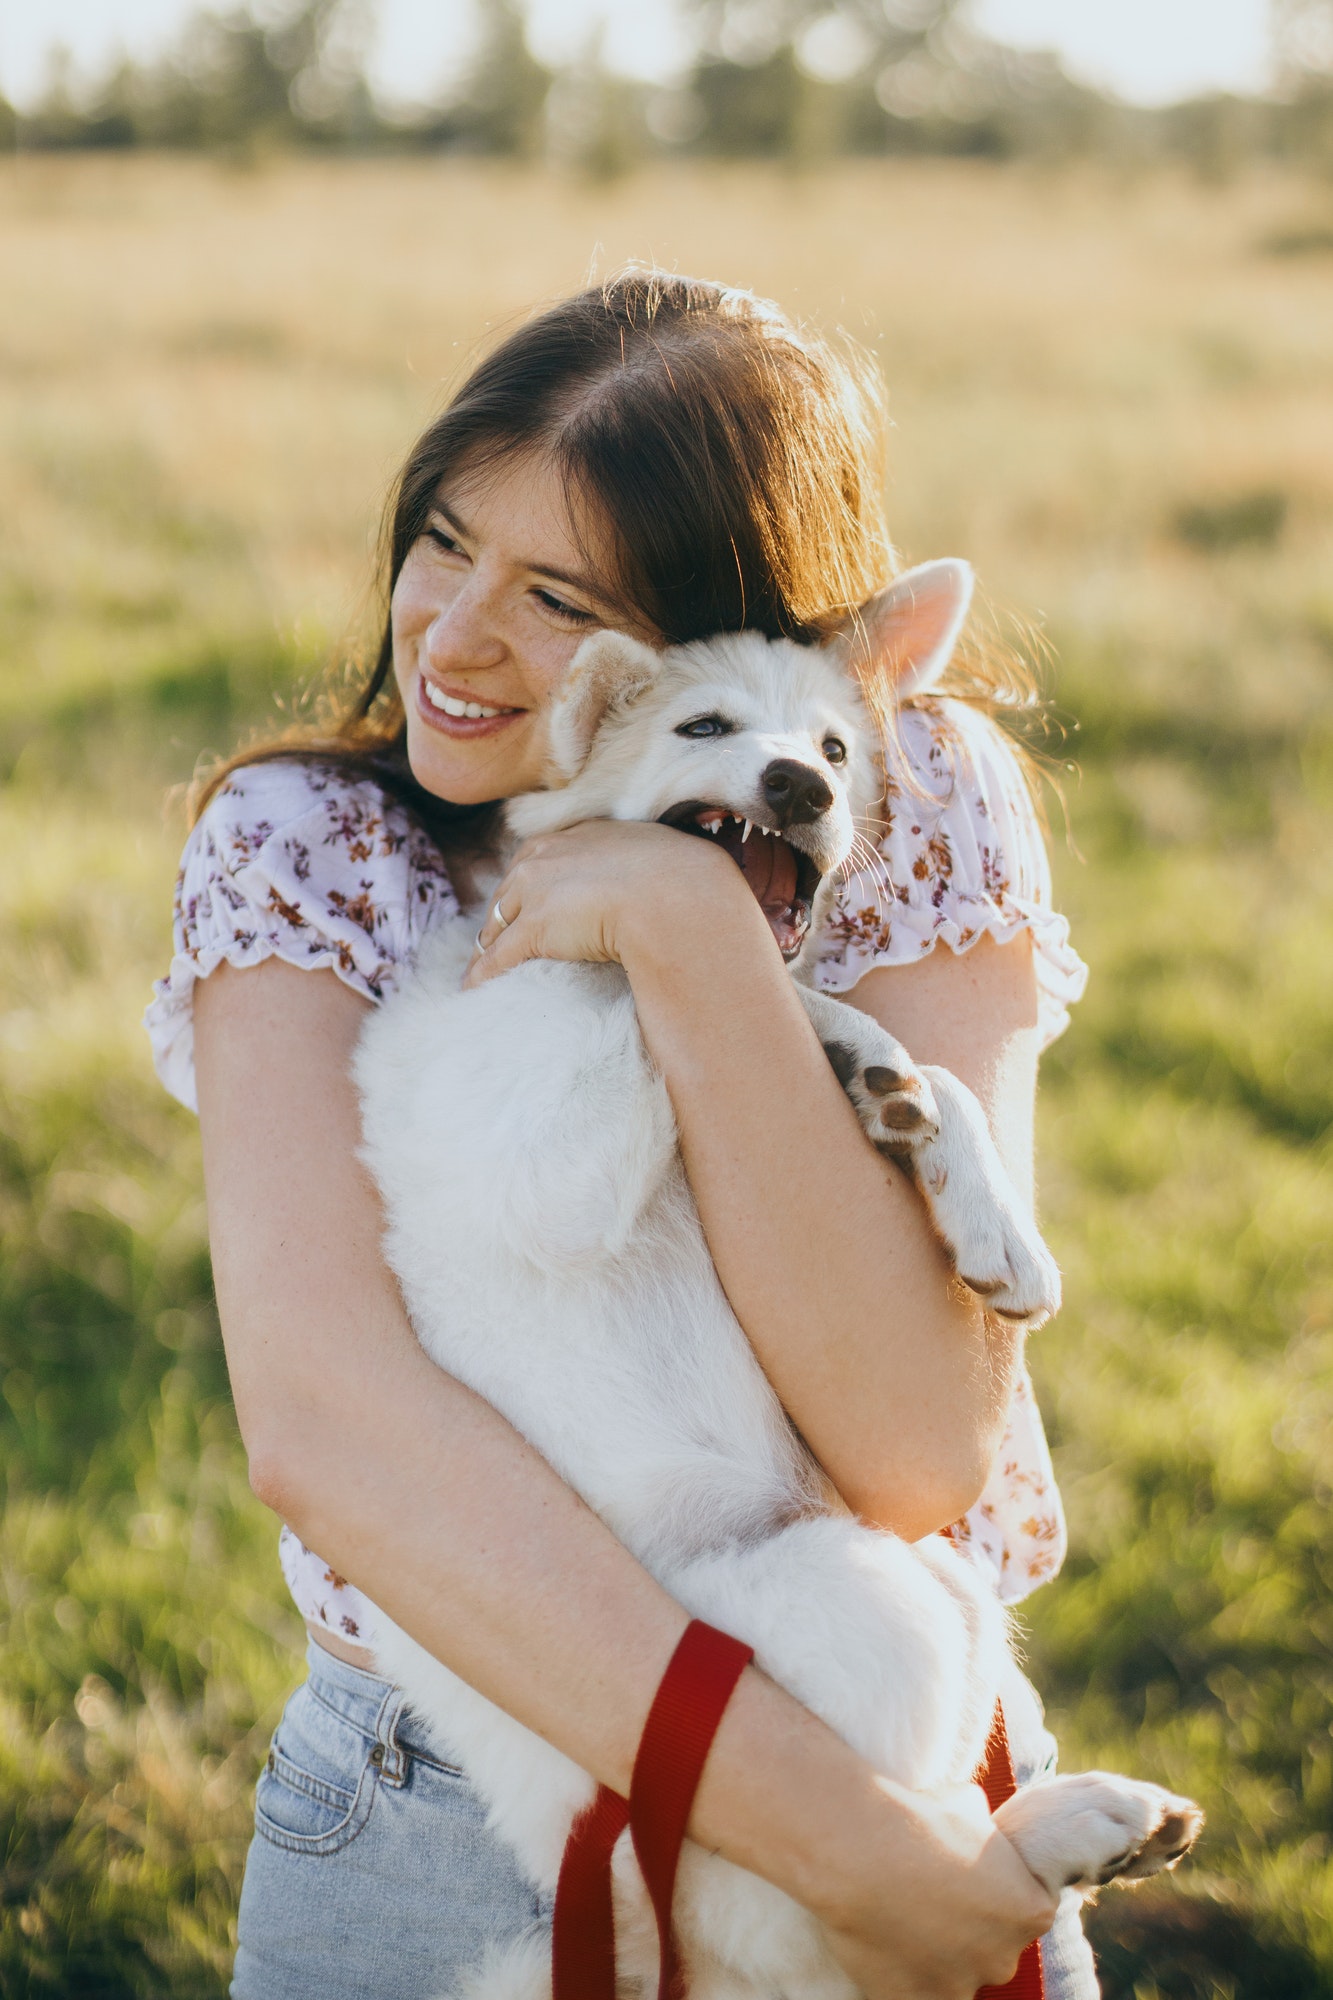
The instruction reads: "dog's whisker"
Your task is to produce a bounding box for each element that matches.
[837,833,896,921]
[846,834,893,893]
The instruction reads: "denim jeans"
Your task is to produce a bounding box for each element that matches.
[232,1641,1098,1999]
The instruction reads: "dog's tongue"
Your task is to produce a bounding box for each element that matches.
[738,832,799,916]
[712,821,802,948]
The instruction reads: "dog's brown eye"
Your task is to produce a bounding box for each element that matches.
[676,715,733,739]
[823,737,847,765]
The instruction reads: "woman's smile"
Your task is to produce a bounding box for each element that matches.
[415,673,526,737]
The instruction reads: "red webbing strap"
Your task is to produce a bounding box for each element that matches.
[551,1616,1042,2000]
[973,1702,1046,2000]
[550,1621,751,2000]
[551,1783,630,2000]
[629,1620,755,2000]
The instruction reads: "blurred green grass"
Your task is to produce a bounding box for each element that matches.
[1,154,1330,1996]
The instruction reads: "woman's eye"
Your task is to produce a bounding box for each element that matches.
[534,589,596,627]
[675,715,732,739]
[823,736,847,766]
[425,527,464,556]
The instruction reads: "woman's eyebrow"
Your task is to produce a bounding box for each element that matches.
[431,500,603,601]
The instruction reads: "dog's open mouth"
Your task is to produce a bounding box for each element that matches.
[659,803,822,960]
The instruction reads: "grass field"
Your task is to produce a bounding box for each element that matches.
[1,152,1331,1997]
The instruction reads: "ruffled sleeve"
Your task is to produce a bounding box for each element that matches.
[813,698,1087,1049]
[144,759,458,1112]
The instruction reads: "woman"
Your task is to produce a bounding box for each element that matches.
[146,271,1092,2000]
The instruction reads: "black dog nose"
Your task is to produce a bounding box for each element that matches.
[761,758,834,828]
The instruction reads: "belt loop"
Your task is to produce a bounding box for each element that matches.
[373,1682,410,1786]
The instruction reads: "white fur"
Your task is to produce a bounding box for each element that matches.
[355,574,1199,1998]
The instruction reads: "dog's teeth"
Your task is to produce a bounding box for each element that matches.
[742,820,752,843]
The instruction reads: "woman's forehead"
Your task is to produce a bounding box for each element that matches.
[440,453,601,562]
[435,450,581,552]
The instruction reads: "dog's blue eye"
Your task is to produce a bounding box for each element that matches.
[676,716,732,739]
[823,737,847,766]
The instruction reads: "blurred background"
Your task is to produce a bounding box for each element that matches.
[1,2,1331,1995]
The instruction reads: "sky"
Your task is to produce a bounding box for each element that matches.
[0,0,1276,113]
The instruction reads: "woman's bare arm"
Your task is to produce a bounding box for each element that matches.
[194,958,1054,1998]
[624,916,1039,1534]
[471,821,1043,1533]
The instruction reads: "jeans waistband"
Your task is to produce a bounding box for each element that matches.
[302,1638,438,1785]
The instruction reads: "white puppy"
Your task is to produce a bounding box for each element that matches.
[355,560,1200,2000]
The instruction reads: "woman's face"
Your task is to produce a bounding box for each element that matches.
[391,452,641,804]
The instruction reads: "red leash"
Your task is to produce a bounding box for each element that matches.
[973,1701,1046,2000]
[551,1622,1044,2000]
[551,1784,630,2000]
[552,1621,752,2000]
[629,1622,755,2000]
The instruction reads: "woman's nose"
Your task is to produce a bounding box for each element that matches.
[424,580,507,675]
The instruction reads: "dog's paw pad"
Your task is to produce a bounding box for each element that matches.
[822,1040,942,1148]
[863,1064,913,1097]
[1109,1800,1205,1884]
[864,1067,940,1143]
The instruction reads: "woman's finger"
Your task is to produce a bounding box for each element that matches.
[473,883,523,957]
[464,906,537,987]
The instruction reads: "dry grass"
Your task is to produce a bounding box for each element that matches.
[2,152,1331,1997]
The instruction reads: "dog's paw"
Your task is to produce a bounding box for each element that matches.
[823,1041,942,1149]
[995,1772,1203,1898]
[930,1183,1063,1328]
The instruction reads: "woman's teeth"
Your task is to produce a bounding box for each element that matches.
[423,683,512,720]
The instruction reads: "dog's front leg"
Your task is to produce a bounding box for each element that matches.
[796,982,944,1145]
[900,1064,1061,1325]
[795,987,1061,1327]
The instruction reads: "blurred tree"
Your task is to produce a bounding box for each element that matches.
[686,0,954,155]
[9,0,1333,170]
[680,0,1117,161]
[1271,0,1333,174]
[543,27,645,179]
[413,0,551,156]
[18,0,380,152]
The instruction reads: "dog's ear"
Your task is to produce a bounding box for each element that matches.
[545,630,665,782]
[840,559,974,700]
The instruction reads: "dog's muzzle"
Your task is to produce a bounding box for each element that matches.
[657,801,829,961]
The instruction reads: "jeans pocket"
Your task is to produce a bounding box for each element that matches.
[254,1684,378,1856]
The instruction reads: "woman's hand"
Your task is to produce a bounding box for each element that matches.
[814,1781,1058,1999]
[464,818,753,987]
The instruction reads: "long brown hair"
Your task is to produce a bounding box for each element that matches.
[194,270,1035,849]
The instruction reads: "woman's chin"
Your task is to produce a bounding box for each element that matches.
[403,718,531,807]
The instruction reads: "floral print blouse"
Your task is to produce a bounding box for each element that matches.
[145,700,1087,1641]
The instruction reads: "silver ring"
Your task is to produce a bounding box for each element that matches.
[492,900,511,931]
[474,926,486,952]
